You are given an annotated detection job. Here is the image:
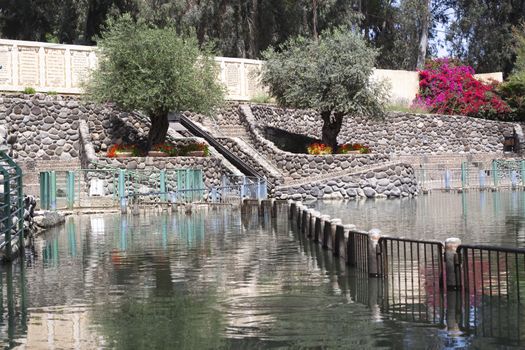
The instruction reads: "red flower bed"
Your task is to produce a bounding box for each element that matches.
[414,58,511,118]
[307,142,370,155]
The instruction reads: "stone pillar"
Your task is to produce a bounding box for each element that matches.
[309,210,318,238]
[368,229,382,278]
[326,219,342,250]
[314,215,328,243]
[445,238,462,290]
[301,209,310,236]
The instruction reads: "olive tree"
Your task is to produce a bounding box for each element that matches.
[261,27,389,152]
[85,15,224,149]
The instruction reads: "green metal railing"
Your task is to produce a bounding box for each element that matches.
[0,151,24,261]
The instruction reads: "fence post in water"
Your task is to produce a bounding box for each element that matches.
[309,210,318,238]
[327,219,342,251]
[368,229,382,278]
[521,160,525,187]
[49,171,57,211]
[445,238,462,290]
[289,201,297,221]
[39,172,49,210]
[479,170,486,189]
[118,169,127,214]
[160,170,167,202]
[315,215,330,243]
[492,161,498,187]
[295,202,303,228]
[461,162,467,189]
[66,171,75,209]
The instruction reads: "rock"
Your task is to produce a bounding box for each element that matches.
[363,187,376,198]
[33,211,65,229]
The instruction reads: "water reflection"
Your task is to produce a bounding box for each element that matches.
[309,191,525,246]
[1,200,525,348]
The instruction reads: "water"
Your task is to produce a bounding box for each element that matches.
[0,195,523,349]
[309,191,525,247]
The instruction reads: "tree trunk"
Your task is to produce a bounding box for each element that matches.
[321,111,344,153]
[147,113,169,150]
[312,0,318,40]
[416,0,431,70]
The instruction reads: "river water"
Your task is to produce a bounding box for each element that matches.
[0,192,523,349]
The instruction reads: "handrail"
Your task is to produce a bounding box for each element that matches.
[178,115,262,178]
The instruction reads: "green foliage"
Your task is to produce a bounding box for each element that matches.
[250,93,273,104]
[86,15,223,117]
[47,91,58,96]
[261,27,389,117]
[497,23,525,121]
[22,87,36,94]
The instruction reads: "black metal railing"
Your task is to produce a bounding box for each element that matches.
[347,230,369,273]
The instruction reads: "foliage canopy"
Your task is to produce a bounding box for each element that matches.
[261,27,389,151]
[85,14,224,147]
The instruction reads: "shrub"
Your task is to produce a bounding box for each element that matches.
[23,87,36,94]
[414,58,511,119]
[307,143,333,155]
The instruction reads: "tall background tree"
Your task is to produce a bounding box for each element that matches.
[84,15,224,149]
[1,0,523,74]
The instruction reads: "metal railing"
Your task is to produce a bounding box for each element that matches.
[0,151,24,260]
[39,168,268,210]
[416,160,525,191]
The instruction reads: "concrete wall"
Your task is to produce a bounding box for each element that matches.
[0,39,503,104]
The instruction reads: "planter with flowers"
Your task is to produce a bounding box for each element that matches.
[106,141,210,158]
[107,144,141,158]
[306,142,371,155]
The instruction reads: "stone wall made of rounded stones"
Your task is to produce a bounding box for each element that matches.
[237,105,390,179]
[186,103,242,127]
[0,94,82,161]
[91,156,227,193]
[249,104,514,155]
[274,163,418,200]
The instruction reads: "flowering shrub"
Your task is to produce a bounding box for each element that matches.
[307,143,333,155]
[307,143,370,155]
[107,142,209,157]
[107,144,141,158]
[338,143,371,154]
[414,58,511,118]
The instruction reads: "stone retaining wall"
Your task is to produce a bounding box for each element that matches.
[274,163,418,200]
[248,105,514,155]
[237,105,390,180]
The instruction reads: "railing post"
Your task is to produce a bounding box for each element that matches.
[118,169,127,214]
[444,169,451,190]
[39,171,49,210]
[66,171,75,209]
[368,229,382,278]
[479,170,485,189]
[521,160,525,187]
[445,238,462,291]
[511,170,518,189]
[240,176,246,199]
[2,167,11,260]
[492,161,498,187]
[461,162,467,189]
[49,171,57,211]
[160,170,167,202]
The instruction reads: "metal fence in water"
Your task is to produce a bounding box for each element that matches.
[378,237,445,323]
[0,151,24,260]
[38,168,268,210]
[457,244,525,343]
[415,160,525,190]
[280,199,525,343]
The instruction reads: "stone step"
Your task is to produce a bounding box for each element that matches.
[279,161,399,189]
